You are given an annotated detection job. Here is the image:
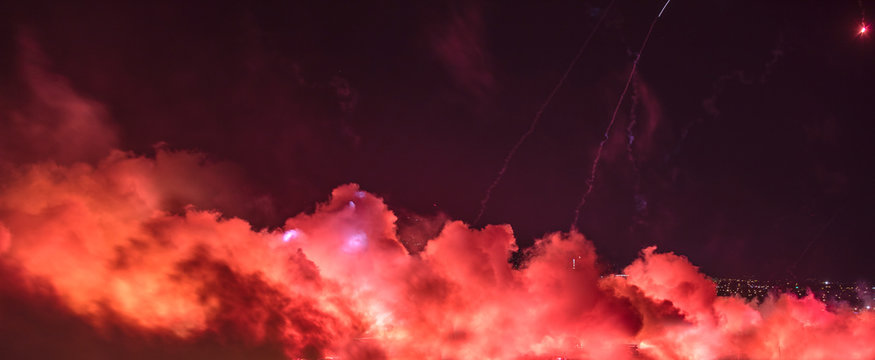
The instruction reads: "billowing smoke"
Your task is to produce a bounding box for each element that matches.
[2,156,874,359]
[1,40,874,360]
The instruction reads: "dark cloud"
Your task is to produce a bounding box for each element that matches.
[0,34,117,165]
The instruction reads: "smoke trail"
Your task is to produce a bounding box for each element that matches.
[625,74,647,225]
[787,207,843,278]
[571,0,671,230]
[473,0,617,225]
[625,75,640,179]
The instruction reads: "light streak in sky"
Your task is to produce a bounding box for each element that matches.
[571,0,672,230]
[474,0,617,226]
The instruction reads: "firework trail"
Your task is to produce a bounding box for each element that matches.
[571,0,671,230]
[784,209,842,281]
[473,0,617,225]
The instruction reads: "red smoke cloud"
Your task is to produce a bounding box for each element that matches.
[1,40,874,360]
[2,156,874,359]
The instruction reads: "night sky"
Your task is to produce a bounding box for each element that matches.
[2,0,874,282]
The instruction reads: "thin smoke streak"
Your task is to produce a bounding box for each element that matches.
[571,0,670,231]
[473,0,617,226]
[625,74,646,226]
[788,205,845,275]
[625,75,639,173]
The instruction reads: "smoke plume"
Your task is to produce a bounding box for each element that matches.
[2,156,874,359]
[1,36,873,360]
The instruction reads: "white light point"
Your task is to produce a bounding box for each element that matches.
[344,232,367,253]
[282,229,300,242]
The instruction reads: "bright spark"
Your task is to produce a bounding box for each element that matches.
[282,229,300,242]
[343,232,367,253]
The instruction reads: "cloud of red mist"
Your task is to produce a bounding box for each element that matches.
[428,3,495,100]
[0,34,118,165]
[3,156,875,359]
[2,40,875,360]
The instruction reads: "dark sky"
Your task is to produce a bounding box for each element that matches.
[1,0,874,281]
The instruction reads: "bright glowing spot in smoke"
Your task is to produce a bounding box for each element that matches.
[355,191,366,199]
[348,200,356,209]
[282,229,300,242]
[861,26,868,34]
[344,232,367,253]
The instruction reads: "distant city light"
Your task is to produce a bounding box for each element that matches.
[714,278,869,308]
